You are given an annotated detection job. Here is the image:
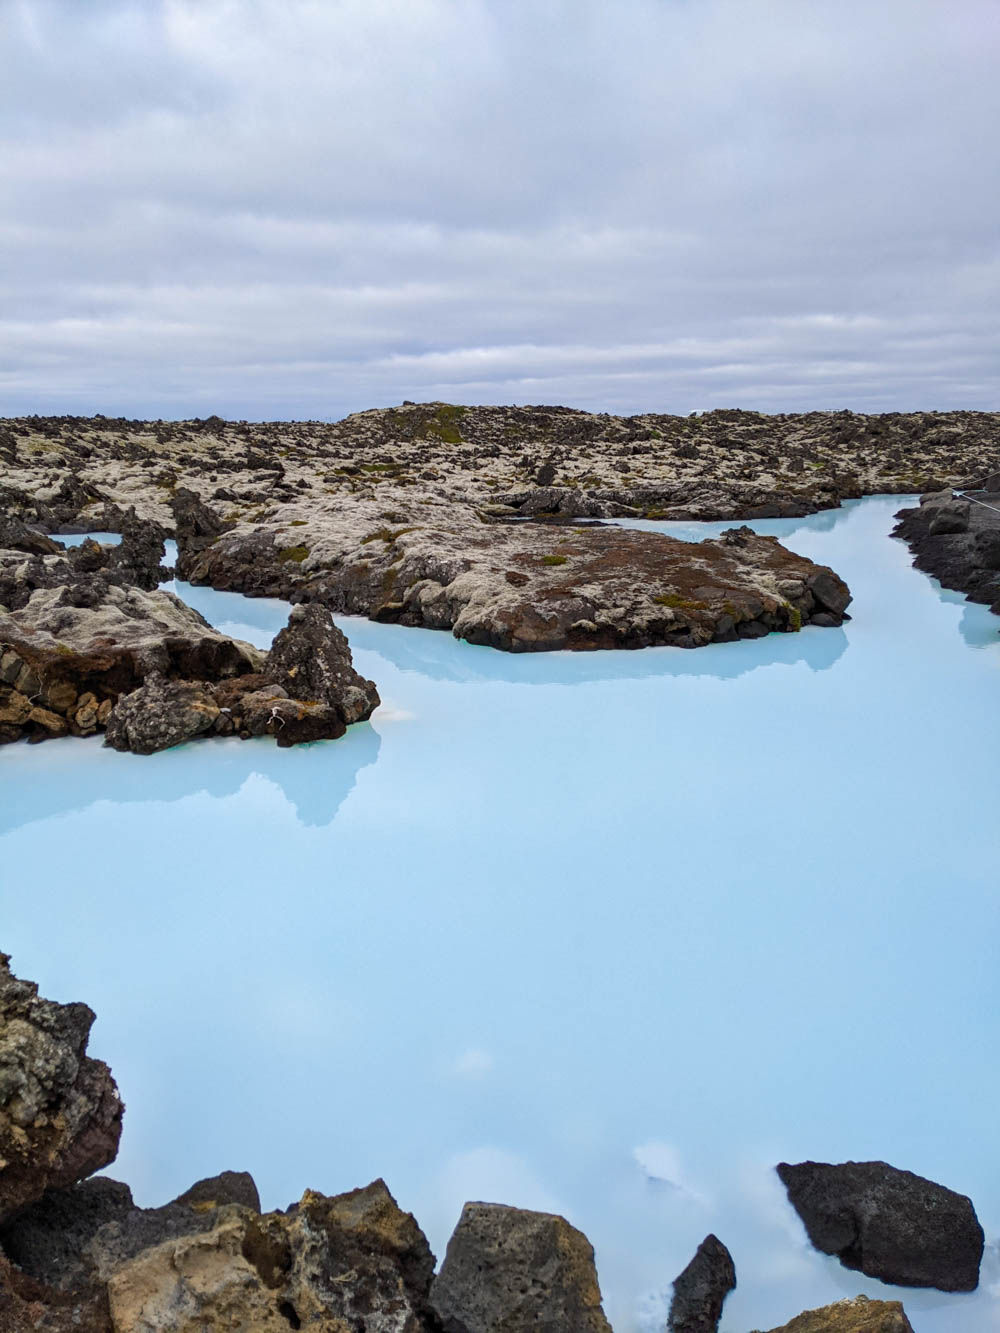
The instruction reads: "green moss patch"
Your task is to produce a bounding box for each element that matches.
[277,545,309,563]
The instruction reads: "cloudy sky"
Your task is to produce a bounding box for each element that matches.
[2,0,998,420]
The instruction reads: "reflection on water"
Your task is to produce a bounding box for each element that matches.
[9,497,1000,1333]
[0,723,381,837]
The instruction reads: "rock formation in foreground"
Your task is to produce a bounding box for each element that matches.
[667,1232,736,1332]
[892,478,1000,618]
[777,1158,984,1291]
[0,954,961,1333]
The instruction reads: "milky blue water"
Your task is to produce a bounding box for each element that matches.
[4,497,1000,1331]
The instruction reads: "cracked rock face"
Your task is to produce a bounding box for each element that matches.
[0,954,123,1225]
[430,1201,612,1333]
[776,1159,984,1292]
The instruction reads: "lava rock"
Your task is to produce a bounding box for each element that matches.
[431,1201,612,1333]
[668,1233,736,1332]
[927,499,970,535]
[776,1159,983,1291]
[104,676,220,754]
[0,954,123,1224]
[752,1294,914,1332]
[105,1179,437,1333]
[266,603,380,725]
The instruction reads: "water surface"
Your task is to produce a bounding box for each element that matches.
[4,497,1000,1331]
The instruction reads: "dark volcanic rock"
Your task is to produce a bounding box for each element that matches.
[0,1177,134,1290]
[172,1169,261,1212]
[104,675,221,754]
[266,603,380,725]
[893,489,1000,616]
[170,485,235,568]
[0,512,64,557]
[776,1159,984,1291]
[0,954,123,1224]
[752,1294,914,1332]
[431,1201,612,1333]
[668,1233,736,1333]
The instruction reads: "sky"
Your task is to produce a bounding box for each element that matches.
[1,0,998,421]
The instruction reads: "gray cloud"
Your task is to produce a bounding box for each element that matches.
[1,0,998,418]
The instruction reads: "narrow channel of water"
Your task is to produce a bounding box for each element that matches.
[3,497,1000,1331]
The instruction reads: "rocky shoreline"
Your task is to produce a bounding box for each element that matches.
[1,952,986,1333]
[891,477,1000,618]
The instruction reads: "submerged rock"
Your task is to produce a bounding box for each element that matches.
[0,954,123,1224]
[668,1233,736,1332]
[776,1159,984,1291]
[752,1294,914,1332]
[430,1201,612,1333]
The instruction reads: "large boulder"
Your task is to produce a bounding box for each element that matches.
[776,1159,983,1291]
[668,1233,736,1332]
[0,954,123,1224]
[266,603,380,725]
[430,1201,612,1333]
[752,1294,914,1332]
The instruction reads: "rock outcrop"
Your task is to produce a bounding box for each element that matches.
[178,510,852,653]
[0,955,123,1225]
[430,1201,613,1333]
[776,1159,984,1291]
[893,482,1000,617]
[667,1233,736,1333]
[0,577,264,748]
[0,533,377,750]
[752,1294,915,1333]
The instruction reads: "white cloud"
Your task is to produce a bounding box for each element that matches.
[1,0,999,417]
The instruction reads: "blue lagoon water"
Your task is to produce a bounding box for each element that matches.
[3,497,1000,1331]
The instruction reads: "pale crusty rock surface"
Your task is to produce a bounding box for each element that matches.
[751,1294,915,1333]
[0,544,378,751]
[9,400,994,656]
[0,955,122,1226]
[3,404,998,532]
[430,1201,613,1333]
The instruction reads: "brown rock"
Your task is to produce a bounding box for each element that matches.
[431,1201,612,1333]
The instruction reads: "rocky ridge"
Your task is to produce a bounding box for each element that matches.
[3,405,998,531]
